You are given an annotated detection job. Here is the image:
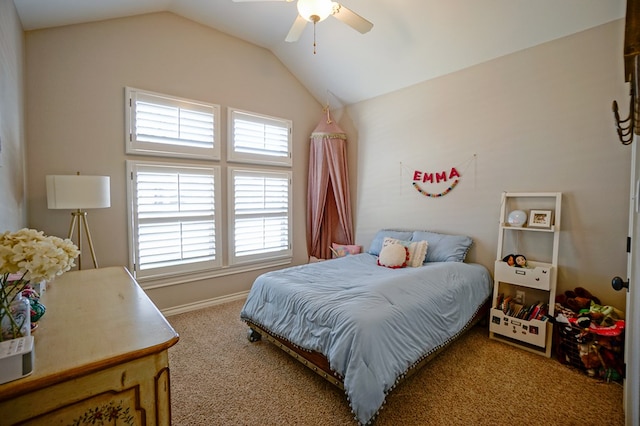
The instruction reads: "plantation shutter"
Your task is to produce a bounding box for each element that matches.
[126,87,220,160]
[130,162,220,277]
[230,168,292,264]
[228,109,291,166]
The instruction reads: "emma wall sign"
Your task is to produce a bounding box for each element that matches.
[404,154,476,198]
[411,167,460,197]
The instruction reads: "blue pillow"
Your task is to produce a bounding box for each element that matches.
[411,230,473,263]
[368,230,413,256]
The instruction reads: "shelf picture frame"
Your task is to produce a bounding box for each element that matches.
[528,210,553,228]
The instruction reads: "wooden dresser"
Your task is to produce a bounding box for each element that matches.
[0,266,179,425]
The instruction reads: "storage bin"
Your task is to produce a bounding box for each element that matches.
[489,308,548,347]
[554,322,624,382]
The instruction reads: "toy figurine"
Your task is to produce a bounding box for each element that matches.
[502,254,526,267]
[514,254,527,267]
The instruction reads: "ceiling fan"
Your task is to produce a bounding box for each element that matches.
[232,0,373,45]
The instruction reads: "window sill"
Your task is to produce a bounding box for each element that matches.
[135,258,292,290]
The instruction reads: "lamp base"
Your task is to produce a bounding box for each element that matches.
[68,210,99,270]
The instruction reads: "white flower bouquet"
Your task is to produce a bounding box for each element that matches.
[0,228,80,341]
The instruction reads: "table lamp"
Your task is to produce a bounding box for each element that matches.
[46,174,111,270]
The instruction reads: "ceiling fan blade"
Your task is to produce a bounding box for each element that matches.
[331,3,373,34]
[285,15,307,42]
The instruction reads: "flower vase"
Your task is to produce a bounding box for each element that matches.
[1,228,80,341]
[0,293,31,341]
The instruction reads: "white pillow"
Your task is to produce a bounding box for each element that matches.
[382,237,428,267]
[377,243,409,268]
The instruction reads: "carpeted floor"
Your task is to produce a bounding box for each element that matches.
[167,299,624,425]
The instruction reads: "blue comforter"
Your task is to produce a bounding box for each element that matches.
[240,253,492,425]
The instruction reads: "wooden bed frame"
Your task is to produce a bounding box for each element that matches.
[244,299,490,391]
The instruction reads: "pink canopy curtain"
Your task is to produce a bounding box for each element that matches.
[307,111,354,259]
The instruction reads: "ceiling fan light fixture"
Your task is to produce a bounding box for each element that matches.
[297,0,334,23]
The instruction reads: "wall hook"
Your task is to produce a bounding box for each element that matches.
[322,104,332,124]
[612,82,635,146]
[613,0,640,146]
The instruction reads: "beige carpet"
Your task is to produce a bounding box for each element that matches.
[167,299,624,425]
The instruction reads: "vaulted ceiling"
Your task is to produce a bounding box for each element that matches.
[13,0,626,106]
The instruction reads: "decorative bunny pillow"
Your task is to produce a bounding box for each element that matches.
[377,243,409,269]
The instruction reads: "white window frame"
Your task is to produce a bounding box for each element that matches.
[227,108,292,166]
[126,160,222,280]
[228,167,292,266]
[126,87,220,160]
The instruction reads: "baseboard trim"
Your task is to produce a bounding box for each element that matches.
[161,291,249,317]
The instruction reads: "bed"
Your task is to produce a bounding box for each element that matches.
[240,230,493,425]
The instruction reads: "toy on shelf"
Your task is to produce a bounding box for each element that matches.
[502,253,527,267]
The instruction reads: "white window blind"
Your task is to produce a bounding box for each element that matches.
[128,161,221,279]
[229,168,292,265]
[228,108,292,166]
[126,87,220,160]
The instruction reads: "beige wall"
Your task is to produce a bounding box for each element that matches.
[24,12,322,310]
[345,19,630,309]
[0,0,27,231]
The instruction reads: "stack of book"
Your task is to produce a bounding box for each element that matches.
[495,293,548,321]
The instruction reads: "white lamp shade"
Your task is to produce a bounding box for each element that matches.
[46,175,111,209]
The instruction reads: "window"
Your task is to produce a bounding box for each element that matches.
[126,87,220,160]
[228,168,292,265]
[228,108,292,166]
[125,88,293,282]
[127,161,221,279]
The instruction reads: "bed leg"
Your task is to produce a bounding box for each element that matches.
[247,328,262,342]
